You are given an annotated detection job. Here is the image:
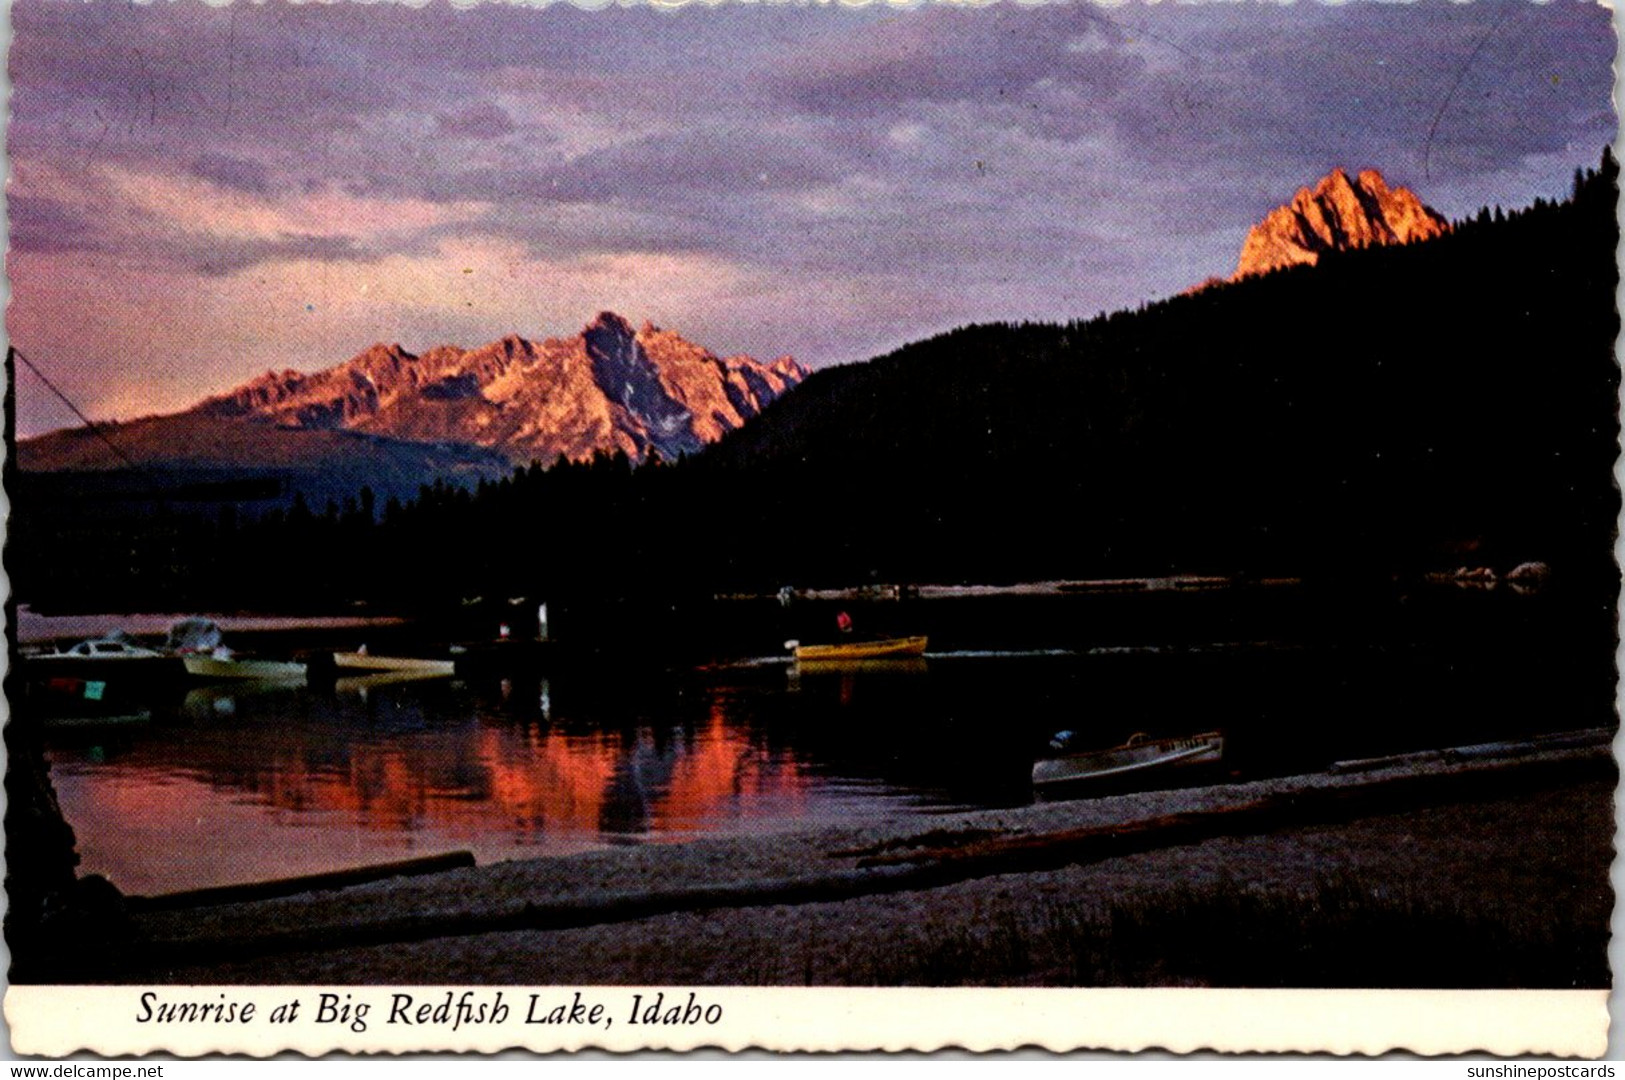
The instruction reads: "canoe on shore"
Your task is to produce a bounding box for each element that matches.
[1032,731,1225,790]
[333,652,456,676]
[792,635,929,662]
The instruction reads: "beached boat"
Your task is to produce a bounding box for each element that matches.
[182,655,308,681]
[790,635,929,662]
[1031,730,1225,790]
[333,652,456,676]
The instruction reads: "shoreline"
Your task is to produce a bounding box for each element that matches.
[13,606,410,646]
[98,729,1615,987]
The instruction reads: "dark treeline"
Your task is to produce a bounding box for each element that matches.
[10,152,1619,612]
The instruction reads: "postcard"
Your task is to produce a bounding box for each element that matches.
[2,0,1618,1058]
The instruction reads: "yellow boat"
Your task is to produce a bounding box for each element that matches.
[791,635,928,662]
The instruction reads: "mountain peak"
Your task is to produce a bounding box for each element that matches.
[1233,167,1448,280]
[584,311,636,338]
[1313,167,1353,193]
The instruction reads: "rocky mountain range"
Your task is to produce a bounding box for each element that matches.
[21,313,806,482]
[1231,168,1449,279]
[20,170,1444,499]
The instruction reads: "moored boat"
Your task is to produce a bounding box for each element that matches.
[790,635,929,662]
[1032,730,1225,790]
[333,652,457,676]
[22,638,186,685]
[182,655,308,682]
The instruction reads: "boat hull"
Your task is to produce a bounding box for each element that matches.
[183,656,308,682]
[333,652,456,676]
[1032,732,1225,789]
[793,636,928,662]
[20,654,186,687]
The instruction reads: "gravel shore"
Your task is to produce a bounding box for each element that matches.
[116,734,1615,987]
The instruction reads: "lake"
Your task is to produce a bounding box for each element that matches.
[32,582,1616,895]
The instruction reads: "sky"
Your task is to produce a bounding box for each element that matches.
[5,0,1617,437]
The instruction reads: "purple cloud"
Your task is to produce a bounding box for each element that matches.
[190,152,274,195]
[434,102,517,141]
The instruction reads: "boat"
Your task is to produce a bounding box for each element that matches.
[160,618,307,681]
[789,635,929,662]
[792,656,929,676]
[55,638,166,660]
[22,637,186,685]
[182,654,308,682]
[333,652,456,676]
[1031,730,1225,790]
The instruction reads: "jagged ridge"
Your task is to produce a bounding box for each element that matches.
[192,312,805,465]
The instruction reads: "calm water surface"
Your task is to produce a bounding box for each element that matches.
[37,587,1614,894]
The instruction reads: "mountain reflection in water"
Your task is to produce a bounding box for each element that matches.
[45,673,845,894]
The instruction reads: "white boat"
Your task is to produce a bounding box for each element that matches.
[56,639,165,660]
[333,652,456,676]
[25,638,185,683]
[182,654,308,681]
[1032,730,1225,789]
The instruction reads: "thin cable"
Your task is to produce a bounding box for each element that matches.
[11,346,143,471]
[1423,7,1521,183]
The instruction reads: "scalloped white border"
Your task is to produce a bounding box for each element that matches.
[3,0,1620,1062]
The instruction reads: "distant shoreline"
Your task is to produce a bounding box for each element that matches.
[13,605,408,645]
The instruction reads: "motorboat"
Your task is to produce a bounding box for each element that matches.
[23,637,185,684]
[55,639,164,661]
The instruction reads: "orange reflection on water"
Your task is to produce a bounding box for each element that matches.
[647,706,807,834]
[474,725,621,836]
[50,687,814,889]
